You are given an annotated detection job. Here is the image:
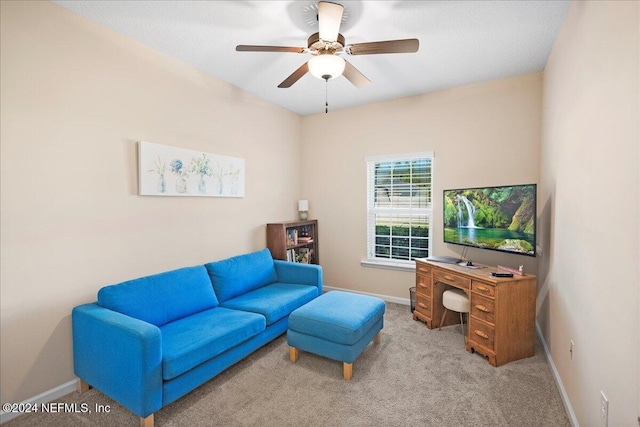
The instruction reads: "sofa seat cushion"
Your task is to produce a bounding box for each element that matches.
[220,283,319,326]
[98,266,218,327]
[160,307,265,381]
[205,249,278,303]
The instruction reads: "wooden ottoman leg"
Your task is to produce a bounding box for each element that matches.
[289,346,298,363]
[140,414,154,427]
[343,362,353,380]
[374,332,381,345]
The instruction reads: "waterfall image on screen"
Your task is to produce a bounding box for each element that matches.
[443,184,537,257]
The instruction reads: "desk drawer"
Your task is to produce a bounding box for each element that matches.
[471,294,495,325]
[434,270,471,289]
[469,318,495,350]
[415,294,432,317]
[416,276,432,296]
[472,280,495,298]
[416,262,432,277]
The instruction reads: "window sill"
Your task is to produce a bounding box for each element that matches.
[360,259,416,272]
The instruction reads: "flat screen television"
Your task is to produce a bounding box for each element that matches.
[443,184,537,257]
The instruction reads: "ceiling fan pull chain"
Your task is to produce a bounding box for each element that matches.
[325,78,329,113]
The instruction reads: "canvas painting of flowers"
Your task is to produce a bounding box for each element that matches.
[139,141,245,197]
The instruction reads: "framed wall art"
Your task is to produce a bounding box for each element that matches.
[139,141,245,197]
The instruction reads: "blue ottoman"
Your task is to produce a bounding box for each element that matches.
[287,291,385,380]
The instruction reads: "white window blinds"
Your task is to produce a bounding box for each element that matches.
[366,152,433,264]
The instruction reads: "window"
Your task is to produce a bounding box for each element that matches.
[365,152,433,267]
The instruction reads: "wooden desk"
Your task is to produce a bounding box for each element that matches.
[413,259,536,367]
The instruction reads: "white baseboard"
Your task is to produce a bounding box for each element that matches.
[0,379,78,424]
[323,285,411,306]
[535,322,579,427]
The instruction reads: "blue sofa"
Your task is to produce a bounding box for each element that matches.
[72,249,322,427]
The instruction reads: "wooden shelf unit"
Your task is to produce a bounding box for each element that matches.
[266,220,319,265]
[413,259,536,367]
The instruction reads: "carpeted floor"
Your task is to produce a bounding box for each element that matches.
[6,302,570,427]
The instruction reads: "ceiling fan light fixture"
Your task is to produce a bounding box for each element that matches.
[308,54,345,81]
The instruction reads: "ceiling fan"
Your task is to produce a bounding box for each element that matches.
[236,1,419,89]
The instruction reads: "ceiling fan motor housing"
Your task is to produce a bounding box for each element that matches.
[307,32,345,54]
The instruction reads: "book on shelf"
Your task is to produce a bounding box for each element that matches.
[287,229,300,246]
[297,236,313,244]
[289,229,299,246]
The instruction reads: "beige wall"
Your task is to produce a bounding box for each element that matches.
[300,74,542,299]
[0,1,301,403]
[3,1,639,423]
[540,1,639,425]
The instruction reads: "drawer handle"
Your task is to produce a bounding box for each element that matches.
[444,275,455,281]
[474,330,489,339]
[476,285,490,293]
[475,304,491,313]
[418,303,428,309]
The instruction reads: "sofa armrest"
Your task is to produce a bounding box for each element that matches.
[273,260,323,295]
[72,303,162,418]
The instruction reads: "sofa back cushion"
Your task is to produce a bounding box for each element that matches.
[205,249,277,303]
[98,265,218,327]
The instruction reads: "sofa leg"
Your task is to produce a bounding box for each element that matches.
[289,347,298,363]
[140,414,154,427]
[374,332,381,345]
[78,379,90,393]
[343,363,353,380]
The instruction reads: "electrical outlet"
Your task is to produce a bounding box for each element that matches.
[600,391,609,426]
[570,340,574,360]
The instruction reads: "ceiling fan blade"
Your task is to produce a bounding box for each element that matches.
[318,1,344,43]
[346,39,419,55]
[343,60,370,88]
[236,45,305,53]
[278,62,310,88]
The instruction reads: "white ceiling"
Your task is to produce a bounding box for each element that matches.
[53,1,570,116]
